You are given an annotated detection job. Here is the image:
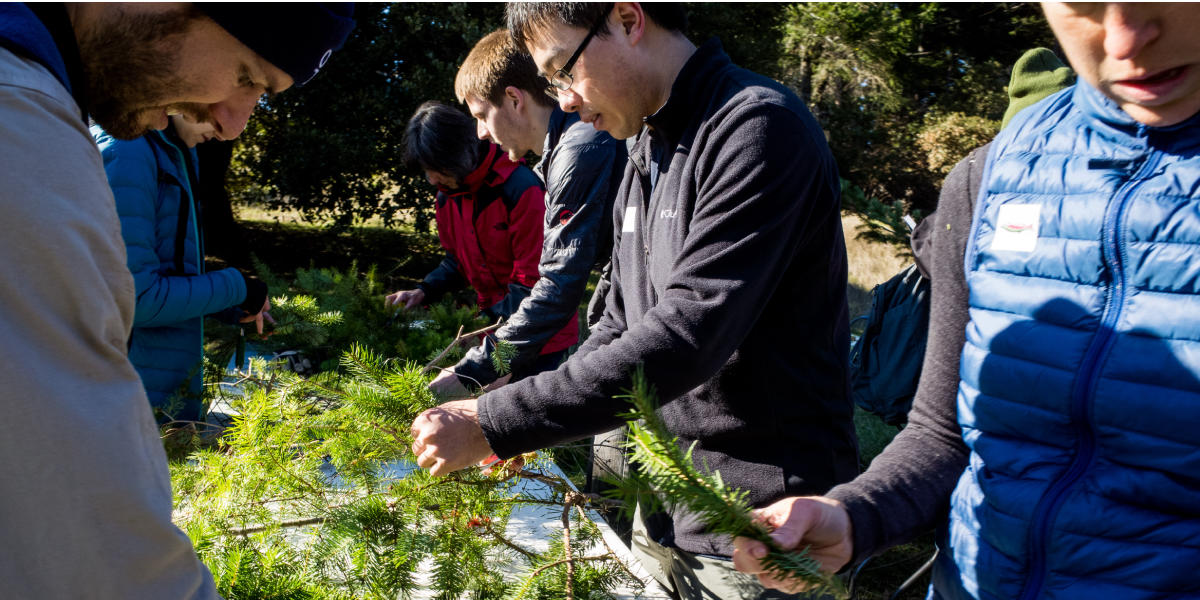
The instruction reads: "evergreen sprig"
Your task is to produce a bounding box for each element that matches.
[619,367,846,598]
[492,339,518,376]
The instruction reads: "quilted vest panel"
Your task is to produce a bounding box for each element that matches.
[947,82,1200,600]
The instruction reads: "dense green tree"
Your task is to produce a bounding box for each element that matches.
[217,3,1060,250]
[778,3,1058,245]
[229,3,505,232]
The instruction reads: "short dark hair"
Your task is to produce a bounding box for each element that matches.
[403,101,488,182]
[506,2,687,50]
[456,29,555,109]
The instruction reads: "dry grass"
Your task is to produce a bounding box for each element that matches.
[843,213,912,323]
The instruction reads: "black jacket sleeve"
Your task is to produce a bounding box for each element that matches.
[417,252,467,302]
[585,260,612,329]
[826,144,989,564]
[456,139,621,386]
[477,103,837,458]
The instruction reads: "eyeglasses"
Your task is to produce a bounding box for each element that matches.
[544,15,607,99]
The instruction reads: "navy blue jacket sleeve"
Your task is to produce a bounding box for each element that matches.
[417,252,467,302]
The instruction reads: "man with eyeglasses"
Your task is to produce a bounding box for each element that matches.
[409,4,857,598]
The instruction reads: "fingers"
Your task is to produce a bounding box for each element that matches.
[756,574,810,595]
[410,436,438,472]
[732,537,818,594]
[405,295,421,310]
[731,538,769,571]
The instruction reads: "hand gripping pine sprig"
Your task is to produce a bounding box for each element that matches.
[618,366,847,599]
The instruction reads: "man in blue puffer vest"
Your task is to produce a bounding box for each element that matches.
[96,115,271,425]
[734,4,1200,599]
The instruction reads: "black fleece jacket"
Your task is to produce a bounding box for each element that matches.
[477,39,860,556]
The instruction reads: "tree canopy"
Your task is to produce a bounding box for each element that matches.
[226,2,1061,245]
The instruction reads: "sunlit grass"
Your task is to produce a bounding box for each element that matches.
[843,213,911,325]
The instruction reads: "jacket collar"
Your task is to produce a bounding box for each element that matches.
[643,37,728,145]
[1074,79,1200,145]
[439,142,519,194]
[543,106,579,157]
[0,3,88,124]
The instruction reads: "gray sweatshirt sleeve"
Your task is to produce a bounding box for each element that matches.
[826,145,989,564]
[0,52,217,599]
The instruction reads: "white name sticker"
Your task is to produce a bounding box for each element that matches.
[991,203,1040,253]
[622,206,638,233]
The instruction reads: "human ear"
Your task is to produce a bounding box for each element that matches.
[505,86,523,112]
[612,2,646,45]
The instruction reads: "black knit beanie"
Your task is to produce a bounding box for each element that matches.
[198,3,357,86]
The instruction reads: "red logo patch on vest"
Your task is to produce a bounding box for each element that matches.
[556,208,574,226]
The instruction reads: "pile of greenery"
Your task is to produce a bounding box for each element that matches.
[186,264,643,599]
[179,345,640,599]
[184,264,906,598]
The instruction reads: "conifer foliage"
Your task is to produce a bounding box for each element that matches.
[181,265,641,599]
[619,367,847,599]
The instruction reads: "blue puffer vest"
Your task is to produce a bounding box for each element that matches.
[936,82,1200,599]
[95,127,247,422]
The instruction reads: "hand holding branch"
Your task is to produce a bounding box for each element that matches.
[732,496,855,594]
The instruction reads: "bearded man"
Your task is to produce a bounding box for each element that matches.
[0,4,354,597]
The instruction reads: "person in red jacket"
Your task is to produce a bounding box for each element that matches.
[388,101,577,383]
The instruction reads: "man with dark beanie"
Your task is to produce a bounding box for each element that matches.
[410,3,859,597]
[0,3,353,597]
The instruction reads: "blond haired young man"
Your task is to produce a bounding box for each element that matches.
[427,29,625,397]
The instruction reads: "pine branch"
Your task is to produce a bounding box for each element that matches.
[561,501,575,600]
[481,520,539,560]
[574,503,642,585]
[421,318,504,375]
[619,366,847,598]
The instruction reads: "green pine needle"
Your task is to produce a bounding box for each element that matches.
[618,366,846,598]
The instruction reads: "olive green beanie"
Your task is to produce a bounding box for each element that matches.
[1002,48,1076,130]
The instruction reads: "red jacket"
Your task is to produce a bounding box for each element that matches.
[419,144,577,355]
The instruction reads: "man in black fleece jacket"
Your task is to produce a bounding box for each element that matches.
[410,4,858,596]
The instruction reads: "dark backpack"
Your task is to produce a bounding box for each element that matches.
[848,263,930,426]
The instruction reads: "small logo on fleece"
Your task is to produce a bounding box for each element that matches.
[300,49,334,86]
[556,208,574,226]
[992,203,1040,253]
